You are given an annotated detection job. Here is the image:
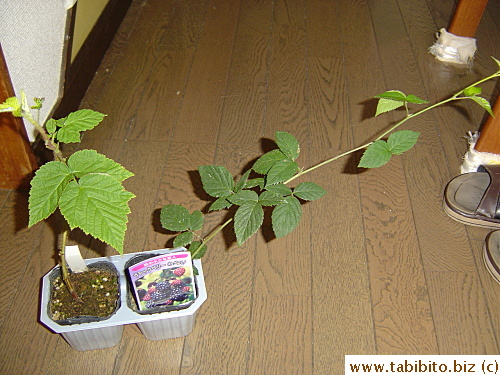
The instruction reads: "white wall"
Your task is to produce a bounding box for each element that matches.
[0,1,75,141]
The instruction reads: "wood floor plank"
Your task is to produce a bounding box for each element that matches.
[248,294,313,374]
[264,0,308,145]
[86,0,207,141]
[426,271,498,354]
[172,0,241,144]
[79,0,147,111]
[469,238,500,348]
[217,0,273,145]
[368,0,477,273]
[338,0,438,354]
[308,151,376,372]
[0,191,44,327]
[127,0,209,141]
[306,1,376,367]
[180,144,257,374]
[0,225,59,375]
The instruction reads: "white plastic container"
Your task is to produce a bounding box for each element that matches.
[40,248,207,351]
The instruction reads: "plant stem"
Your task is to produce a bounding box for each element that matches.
[286,70,500,184]
[22,109,65,162]
[60,230,81,300]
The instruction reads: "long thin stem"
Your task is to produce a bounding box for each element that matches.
[286,70,500,184]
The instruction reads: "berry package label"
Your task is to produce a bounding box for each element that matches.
[128,251,197,311]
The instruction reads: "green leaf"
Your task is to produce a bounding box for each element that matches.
[492,57,500,69]
[275,131,300,160]
[375,90,407,101]
[198,165,235,198]
[387,130,420,155]
[266,160,298,185]
[28,161,73,227]
[245,178,265,189]
[265,183,293,196]
[271,196,302,239]
[189,241,207,259]
[375,98,404,116]
[469,96,494,116]
[173,231,194,248]
[234,202,264,245]
[405,94,428,104]
[0,97,21,116]
[358,140,392,168]
[259,191,286,206]
[189,211,204,231]
[463,86,482,97]
[56,110,106,143]
[234,170,252,192]
[67,150,134,181]
[160,204,191,231]
[253,149,288,174]
[293,182,327,201]
[58,174,135,253]
[228,190,258,206]
[46,119,57,135]
[209,197,232,211]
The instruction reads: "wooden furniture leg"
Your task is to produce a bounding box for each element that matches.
[475,96,500,155]
[0,45,37,190]
[448,0,489,37]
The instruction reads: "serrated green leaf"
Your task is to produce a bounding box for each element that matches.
[375,98,404,116]
[28,161,73,227]
[209,197,233,211]
[160,204,192,231]
[387,130,420,155]
[189,211,204,231]
[245,178,265,189]
[189,241,207,259]
[59,174,135,253]
[271,196,302,239]
[46,119,57,134]
[405,94,429,104]
[67,149,134,181]
[234,202,264,245]
[375,90,406,101]
[293,182,327,201]
[228,190,258,206]
[253,149,288,174]
[266,160,298,185]
[469,96,494,116]
[463,86,482,97]
[275,131,300,160]
[1,97,21,116]
[56,109,106,143]
[259,191,286,206]
[198,165,235,198]
[265,183,293,196]
[358,140,392,168]
[234,170,252,192]
[173,231,194,248]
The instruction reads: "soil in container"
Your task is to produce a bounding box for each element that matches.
[49,264,119,322]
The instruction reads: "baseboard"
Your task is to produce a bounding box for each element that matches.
[53,0,132,119]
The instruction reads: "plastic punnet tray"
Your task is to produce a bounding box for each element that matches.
[40,248,207,349]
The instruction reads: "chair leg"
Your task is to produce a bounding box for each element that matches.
[449,0,488,37]
[475,96,500,155]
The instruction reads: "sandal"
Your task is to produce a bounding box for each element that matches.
[484,231,500,284]
[443,165,500,229]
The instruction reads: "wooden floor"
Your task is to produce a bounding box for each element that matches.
[1,0,500,373]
